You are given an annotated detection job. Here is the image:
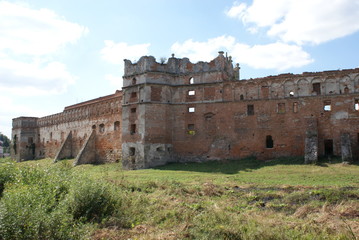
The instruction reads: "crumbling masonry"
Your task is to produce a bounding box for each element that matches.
[11,52,359,169]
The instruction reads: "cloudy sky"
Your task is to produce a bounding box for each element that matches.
[1,0,359,137]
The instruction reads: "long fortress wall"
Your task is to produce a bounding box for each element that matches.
[11,52,359,169]
[12,91,122,163]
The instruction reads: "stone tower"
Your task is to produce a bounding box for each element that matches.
[121,52,237,169]
[11,117,39,161]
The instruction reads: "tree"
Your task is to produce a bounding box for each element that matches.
[0,133,10,148]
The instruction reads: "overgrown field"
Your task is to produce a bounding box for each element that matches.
[0,157,358,239]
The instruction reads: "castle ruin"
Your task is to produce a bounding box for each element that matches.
[11,52,359,169]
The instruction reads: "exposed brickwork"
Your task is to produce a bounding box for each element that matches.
[11,52,359,169]
[12,91,122,163]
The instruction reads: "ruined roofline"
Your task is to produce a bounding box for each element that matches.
[12,116,39,121]
[242,67,359,83]
[30,90,122,125]
[123,51,236,77]
[64,90,122,111]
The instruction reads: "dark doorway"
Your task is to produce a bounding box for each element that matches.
[266,135,274,148]
[324,139,333,156]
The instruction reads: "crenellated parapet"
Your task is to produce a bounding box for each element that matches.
[123,52,238,87]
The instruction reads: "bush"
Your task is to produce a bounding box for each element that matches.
[65,178,121,223]
[0,162,94,239]
[0,162,16,197]
[0,186,83,240]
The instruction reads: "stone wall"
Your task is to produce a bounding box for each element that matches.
[12,91,122,164]
[11,52,359,169]
[121,52,359,169]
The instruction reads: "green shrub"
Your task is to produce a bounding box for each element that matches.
[0,162,16,197]
[0,162,88,240]
[0,186,84,240]
[65,178,121,223]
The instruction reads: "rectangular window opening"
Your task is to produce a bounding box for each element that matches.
[355,99,359,111]
[187,124,196,135]
[131,92,137,98]
[313,83,321,95]
[188,107,195,113]
[277,103,286,114]
[188,90,195,96]
[324,100,331,111]
[130,124,136,134]
[247,104,254,115]
[324,139,333,156]
[129,147,135,156]
[266,135,274,148]
[131,107,136,113]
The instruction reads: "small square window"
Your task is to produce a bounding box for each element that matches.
[188,107,195,113]
[131,92,137,98]
[188,90,195,96]
[187,124,195,130]
[324,101,331,111]
[131,108,136,113]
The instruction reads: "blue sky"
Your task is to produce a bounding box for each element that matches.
[1,0,359,137]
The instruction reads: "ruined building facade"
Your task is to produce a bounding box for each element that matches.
[11,52,359,169]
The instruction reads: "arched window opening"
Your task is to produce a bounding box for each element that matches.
[266,135,274,148]
[114,121,120,131]
[189,77,194,84]
[92,125,96,130]
[132,78,137,85]
[344,86,349,94]
[129,147,135,156]
[99,124,105,133]
[240,94,244,100]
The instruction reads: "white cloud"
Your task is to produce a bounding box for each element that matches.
[232,42,313,70]
[226,0,359,45]
[100,41,150,87]
[0,58,75,96]
[0,1,88,56]
[100,41,150,65]
[171,35,313,71]
[0,1,87,96]
[171,36,236,63]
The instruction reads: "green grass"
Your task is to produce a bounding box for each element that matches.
[76,156,359,187]
[1,156,358,239]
